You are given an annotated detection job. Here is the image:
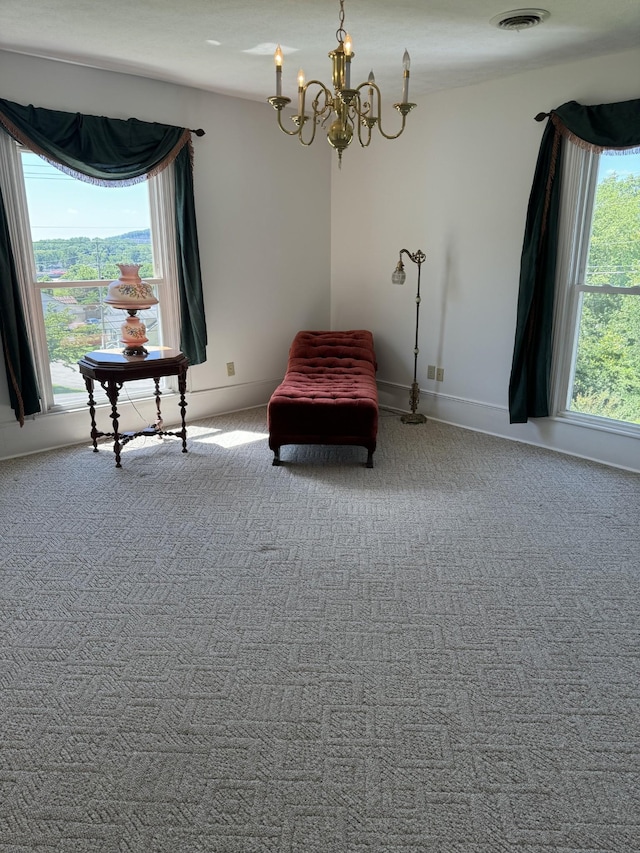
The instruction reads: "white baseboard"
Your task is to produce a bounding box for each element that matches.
[2,377,637,473]
[182,379,278,423]
[0,378,278,462]
[378,380,639,473]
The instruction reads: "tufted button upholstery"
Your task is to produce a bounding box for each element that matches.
[267,330,379,465]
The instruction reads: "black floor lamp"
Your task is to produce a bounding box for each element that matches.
[392,248,427,424]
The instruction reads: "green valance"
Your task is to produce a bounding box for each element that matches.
[0,99,191,185]
[549,99,640,151]
[0,98,208,425]
[508,98,640,424]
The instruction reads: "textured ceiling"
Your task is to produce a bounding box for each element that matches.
[1,0,639,104]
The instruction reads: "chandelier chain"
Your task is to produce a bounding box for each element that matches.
[335,0,347,43]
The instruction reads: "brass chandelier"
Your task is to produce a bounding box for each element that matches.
[268,0,416,166]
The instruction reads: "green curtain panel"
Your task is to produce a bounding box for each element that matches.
[174,144,208,368]
[0,98,208,424]
[0,184,41,425]
[508,98,640,424]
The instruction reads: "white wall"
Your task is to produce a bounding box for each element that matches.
[0,50,331,458]
[331,48,640,472]
[2,48,639,471]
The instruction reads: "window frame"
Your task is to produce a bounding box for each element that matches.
[0,135,182,414]
[550,142,640,436]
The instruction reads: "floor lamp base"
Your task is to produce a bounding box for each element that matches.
[402,381,427,424]
[401,412,427,425]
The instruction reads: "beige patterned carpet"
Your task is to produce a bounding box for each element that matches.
[0,406,638,852]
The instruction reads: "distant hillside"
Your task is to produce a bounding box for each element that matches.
[114,230,152,243]
[34,229,153,281]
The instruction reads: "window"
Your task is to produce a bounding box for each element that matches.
[552,144,640,430]
[0,137,180,413]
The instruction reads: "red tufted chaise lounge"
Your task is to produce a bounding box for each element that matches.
[267,330,379,468]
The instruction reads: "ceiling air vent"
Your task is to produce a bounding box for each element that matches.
[490,9,550,31]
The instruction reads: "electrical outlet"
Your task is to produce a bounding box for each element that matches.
[427,365,436,380]
[436,367,445,382]
[226,361,235,377]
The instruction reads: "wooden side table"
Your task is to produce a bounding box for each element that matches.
[78,347,189,468]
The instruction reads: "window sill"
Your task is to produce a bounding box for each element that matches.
[553,409,640,440]
[47,387,178,416]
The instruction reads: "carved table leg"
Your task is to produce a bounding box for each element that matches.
[178,368,188,453]
[104,380,123,468]
[83,376,99,452]
[153,377,163,431]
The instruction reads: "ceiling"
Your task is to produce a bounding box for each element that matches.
[1,0,639,104]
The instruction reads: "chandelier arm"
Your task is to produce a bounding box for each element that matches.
[304,80,334,105]
[376,111,409,141]
[304,82,334,121]
[298,83,334,146]
[275,109,302,137]
[271,81,334,140]
[302,80,333,113]
[356,80,379,120]
[355,100,374,148]
[357,123,373,148]
[354,81,377,147]
[296,115,320,147]
[354,82,414,141]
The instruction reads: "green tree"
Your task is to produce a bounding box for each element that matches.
[64,262,99,281]
[44,307,101,368]
[586,173,640,289]
[571,171,640,424]
[32,229,152,280]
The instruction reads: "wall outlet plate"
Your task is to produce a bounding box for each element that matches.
[226,361,235,376]
[436,367,444,382]
[427,365,436,380]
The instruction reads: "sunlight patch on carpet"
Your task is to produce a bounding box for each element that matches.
[189,425,268,448]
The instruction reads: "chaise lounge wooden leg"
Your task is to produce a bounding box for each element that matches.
[366,450,374,469]
[272,448,281,466]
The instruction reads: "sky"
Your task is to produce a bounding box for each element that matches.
[21,152,151,241]
[598,151,640,180]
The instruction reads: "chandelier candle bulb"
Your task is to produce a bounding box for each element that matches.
[402,50,410,103]
[275,45,283,96]
[344,32,353,88]
[298,69,305,114]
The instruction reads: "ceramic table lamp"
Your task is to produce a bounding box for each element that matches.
[104,263,159,356]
